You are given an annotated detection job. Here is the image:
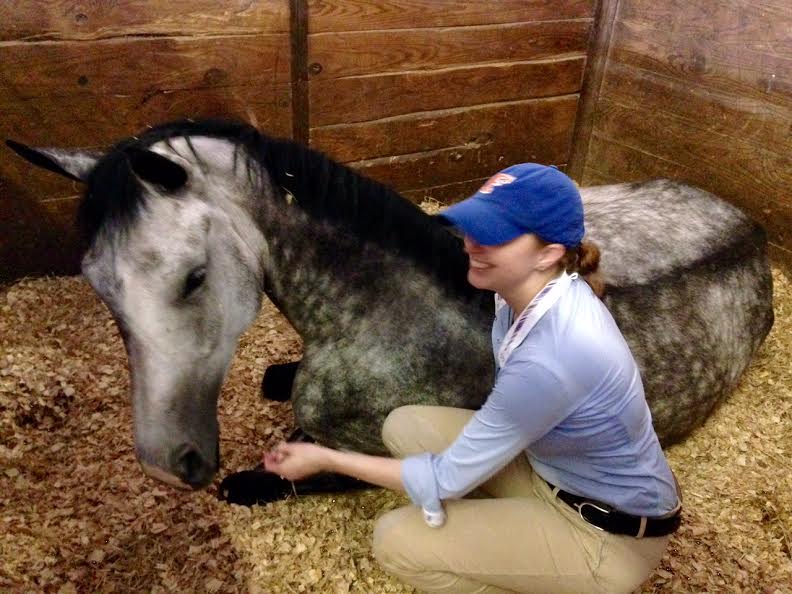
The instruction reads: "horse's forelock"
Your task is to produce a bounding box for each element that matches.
[77,119,259,247]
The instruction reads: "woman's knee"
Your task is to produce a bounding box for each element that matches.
[372,507,414,572]
[382,405,473,456]
[381,405,423,454]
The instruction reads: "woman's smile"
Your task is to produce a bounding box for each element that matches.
[468,258,492,270]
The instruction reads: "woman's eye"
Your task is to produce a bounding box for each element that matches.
[184,266,206,297]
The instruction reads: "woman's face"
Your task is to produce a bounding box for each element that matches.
[463,233,550,293]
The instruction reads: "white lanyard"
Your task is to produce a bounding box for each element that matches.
[496,271,577,368]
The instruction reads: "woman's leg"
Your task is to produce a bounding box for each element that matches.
[376,405,670,593]
[373,493,605,594]
[381,405,534,498]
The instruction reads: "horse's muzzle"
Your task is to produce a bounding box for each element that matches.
[139,441,218,490]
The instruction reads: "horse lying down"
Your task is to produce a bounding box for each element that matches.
[7,119,774,505]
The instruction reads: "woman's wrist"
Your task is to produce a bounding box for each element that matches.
[322,446,342,474]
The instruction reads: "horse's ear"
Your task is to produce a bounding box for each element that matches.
[126,148,188,192]
[5,140,100,182]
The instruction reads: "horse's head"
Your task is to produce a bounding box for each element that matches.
[7,127,270,489]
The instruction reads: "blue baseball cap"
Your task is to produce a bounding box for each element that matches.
[437,163,584,247]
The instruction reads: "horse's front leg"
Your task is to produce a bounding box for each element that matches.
[217,464,372,507]
[217,427,373,506]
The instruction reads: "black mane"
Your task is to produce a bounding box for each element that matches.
[80,118,489,307]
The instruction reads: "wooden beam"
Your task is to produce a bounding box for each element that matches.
[567,0,621,181]
[348,135,571,193]
[308,20,591,79]
[310,57,585,126]
[402,177,490,205]
[311,96,579,163]
[308,0,595,32]
[599,62,791,156]
[290,0,309,144]
[0,0,289,41]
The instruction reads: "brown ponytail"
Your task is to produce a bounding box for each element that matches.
[560,240,605,298]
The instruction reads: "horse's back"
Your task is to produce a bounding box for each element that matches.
[582,179,765,286]
[582,179,773,445]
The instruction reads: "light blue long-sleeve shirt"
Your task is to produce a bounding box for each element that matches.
[401,276,679,517]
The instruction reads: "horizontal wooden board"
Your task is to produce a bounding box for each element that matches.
[600,63,792,156]
[592,100,792,204]
[767,244,792,271]
[610,16,792,109]
[0,188,82,283]
[583,148,792,262]
[311,95,579,163]
[310,57,586,126]
[404,166,575,205]
[583,136,686,186]
[2,84,292,201]
[308,20,591,79]
[0,0,289,41]
[402,177,490,205]
[578,168,614,187]
[308,0,595,32]
[0,35,291,101]
[348,134,572,193]
[619,0,791,50]
[586,108,792,249]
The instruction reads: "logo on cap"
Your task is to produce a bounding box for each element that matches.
[477,173,516,195]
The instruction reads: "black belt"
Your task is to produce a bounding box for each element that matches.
[546,480,681,538]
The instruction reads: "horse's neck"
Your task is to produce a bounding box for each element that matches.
[248,142,488,340]
[256,204,384,341]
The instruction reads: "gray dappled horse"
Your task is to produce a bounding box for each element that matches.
[7,119,773,505]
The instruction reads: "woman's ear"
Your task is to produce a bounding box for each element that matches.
[537,243,566,271]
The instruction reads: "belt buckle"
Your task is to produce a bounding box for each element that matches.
[575,500,610,531]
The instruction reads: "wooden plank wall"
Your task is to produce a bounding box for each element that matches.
[569,0,792,263]
[0,0,593,283]
[306,0,594,203]
[0,1,291,282]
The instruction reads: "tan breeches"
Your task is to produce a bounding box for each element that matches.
[373,405,670,594]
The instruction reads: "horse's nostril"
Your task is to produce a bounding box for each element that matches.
[174,445,214,489]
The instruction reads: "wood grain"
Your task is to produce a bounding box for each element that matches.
[348,135,571,193]
[311,96,578,163]
[600,63,791,155]
[308,20,591,79]
[610,12,792,109]
[1,85,292,202]
[588,104,792,247]
[310,57,585,126]
[578,0,792,254]
[402,177,490,205]
[584,142,792,261]
[0,184,82,283]
[567,0,620,181]
[0,0,289,41]
[0,35,291,101]
[619,0,791,51]
[308,0,594,32]
[0,33,292,200]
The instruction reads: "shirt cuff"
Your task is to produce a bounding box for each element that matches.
[401,453,442,512]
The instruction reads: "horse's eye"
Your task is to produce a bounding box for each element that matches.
[184,266,206,297]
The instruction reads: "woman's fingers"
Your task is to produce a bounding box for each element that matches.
[262,441,294,473]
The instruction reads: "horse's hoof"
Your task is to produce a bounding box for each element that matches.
[217,469,292,506]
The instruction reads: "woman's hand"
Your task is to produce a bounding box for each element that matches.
[262,442,332,481]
